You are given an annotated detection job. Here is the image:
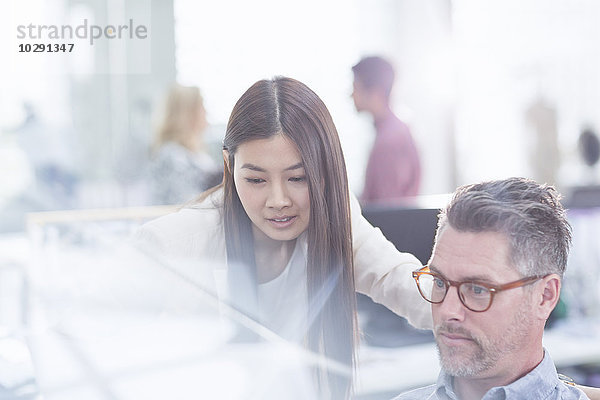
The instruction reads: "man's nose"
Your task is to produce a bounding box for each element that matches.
[434,285,466,322]
[266,182,292,209]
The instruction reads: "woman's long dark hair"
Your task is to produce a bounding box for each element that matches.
[222,77,357,398]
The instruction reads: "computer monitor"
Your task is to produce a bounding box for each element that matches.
[361,206,439,265]
[358,205,439,347]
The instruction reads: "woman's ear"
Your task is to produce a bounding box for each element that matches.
[222,150,231,173]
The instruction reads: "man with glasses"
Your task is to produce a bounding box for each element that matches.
[394,177,590,400]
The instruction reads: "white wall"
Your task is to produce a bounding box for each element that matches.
[453,0,600,190]
[4,0,600,216]
[174,0,456,196]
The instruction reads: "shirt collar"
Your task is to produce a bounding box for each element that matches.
[373,108,396,130]
[433,350,559,400]
[485,350,559,400]
[434,370,459,400]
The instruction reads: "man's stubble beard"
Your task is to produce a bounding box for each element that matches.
[434,301,533,377]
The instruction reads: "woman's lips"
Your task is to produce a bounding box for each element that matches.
[267,215,297,228]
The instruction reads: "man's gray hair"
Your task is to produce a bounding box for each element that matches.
[437,177,572,277]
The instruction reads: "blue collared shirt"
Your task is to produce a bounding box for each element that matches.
[392,350,589,400]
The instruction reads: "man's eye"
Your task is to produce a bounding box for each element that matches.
[433,277,445,288]
[467,284,489,296]
[245,178,265,184]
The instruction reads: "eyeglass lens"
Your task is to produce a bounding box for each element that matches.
[417,274,492,311]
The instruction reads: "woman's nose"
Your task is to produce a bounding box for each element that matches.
[266,182,292,209]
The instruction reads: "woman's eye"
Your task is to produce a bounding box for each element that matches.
[289,176,306,182]
[245,178,265,184]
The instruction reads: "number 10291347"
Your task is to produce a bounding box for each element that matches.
[19,43,74,52]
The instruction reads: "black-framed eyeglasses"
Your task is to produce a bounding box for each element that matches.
[412,266,544,312]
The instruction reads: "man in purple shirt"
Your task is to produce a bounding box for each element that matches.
[351,56,421,205]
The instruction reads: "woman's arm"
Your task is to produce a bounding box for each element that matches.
[349,193,432,330]
[577,384,600,400]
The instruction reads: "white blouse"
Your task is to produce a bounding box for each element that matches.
[134,188,432,334]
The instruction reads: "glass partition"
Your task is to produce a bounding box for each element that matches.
[20,208,345,400]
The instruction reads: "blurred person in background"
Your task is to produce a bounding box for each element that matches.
[148,84,222,205]
[136,77,431,399]
[561,127,600,208]
[16,102,79,209]
[578,128,600,184]
[0,102,80,232]
[525,96,560,187]
[351,56,421,205]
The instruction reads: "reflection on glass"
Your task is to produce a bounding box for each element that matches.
[23,211,349,399]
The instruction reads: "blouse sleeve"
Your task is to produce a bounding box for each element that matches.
[350,193,433,330]
[131,203,226,267]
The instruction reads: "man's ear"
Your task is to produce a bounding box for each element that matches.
[536,274,561,320]
[223,149,231,173]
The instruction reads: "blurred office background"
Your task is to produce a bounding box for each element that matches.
[3,0,600,224]
[2,0,600,399]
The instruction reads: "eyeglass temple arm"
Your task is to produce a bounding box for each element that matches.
[491,275,543,292]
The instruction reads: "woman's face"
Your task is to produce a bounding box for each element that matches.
[232,134,311,244]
